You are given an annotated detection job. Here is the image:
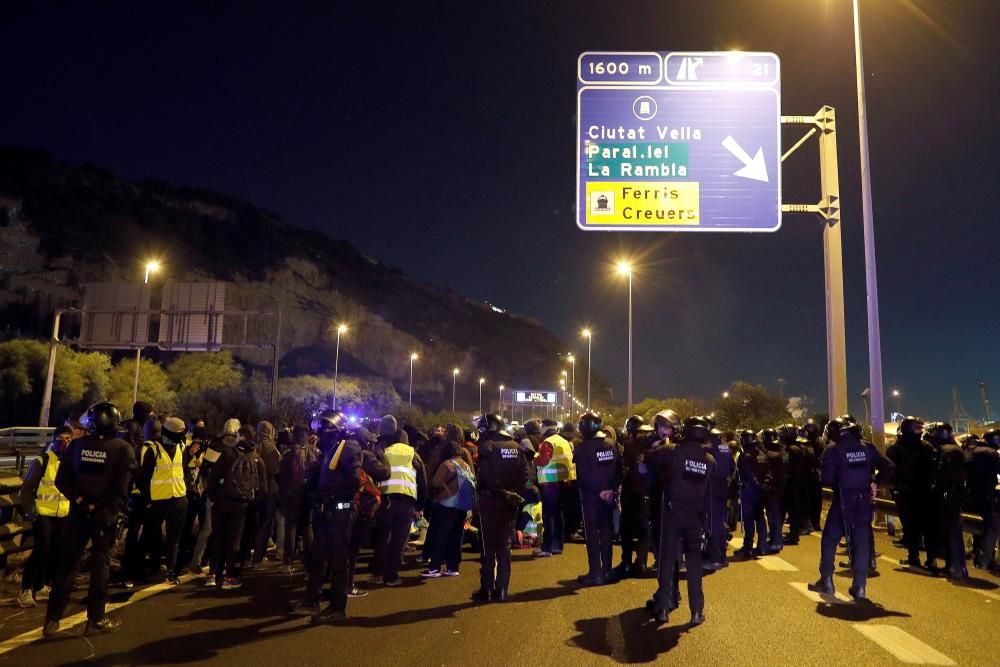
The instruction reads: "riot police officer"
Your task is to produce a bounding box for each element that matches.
[473,414,530,602]
[574,412,622,585]
[44,402,136,637]
[800,419,824,532]
[777,424,807,546]
[759,428,788,554]
[736,429,766,558]
[293,410,364,622]
[809,418,894,600]
[885,417,935,568]
[705,428,734,569]
[616,415,654,577]
[968,429,1000,572]
[927,422,968,580]
[647,409,681,561]
[646,416,715,625]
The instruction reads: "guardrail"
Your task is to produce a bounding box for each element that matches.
[0,476,31,560]
[0,427,54,473]
[822,486,984,535]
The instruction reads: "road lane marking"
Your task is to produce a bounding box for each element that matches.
[853,625,955,665]
[789,581,851,603]
[756,556,798,572]
[0,573,195,656]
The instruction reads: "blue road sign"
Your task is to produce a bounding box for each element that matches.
[577,51,781,232]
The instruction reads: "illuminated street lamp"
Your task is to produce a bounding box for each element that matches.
[452,368,460,412]
[616,261,634,415]
[134,260,161,406]
[499,385,505,421]
[568,353,576,410]
[479,377,485,414]
[333,324,348,409]
[892,389,901,414]
[722,391,730,399]
[409,353,418,404]
[581,329,592,410]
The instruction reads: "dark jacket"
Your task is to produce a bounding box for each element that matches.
[574,434,623,496]
[886,433,936,496]
[738,444,766,492]
[207,440,266,505]
[477,432,530,502]
[653,437,716,513]
[256,421,281,495]
[55,432,136,512]
[821,435,894,496]
[966,445,1000,506]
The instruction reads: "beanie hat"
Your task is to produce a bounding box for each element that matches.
[379,414,398,436]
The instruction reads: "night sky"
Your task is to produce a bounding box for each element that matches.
[2,1,998,421]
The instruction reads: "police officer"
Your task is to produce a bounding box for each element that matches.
[736,429,766,558]
[292,410,363,622]
[800,419,824,532]
[885,416,936,568]
[646,416,715,625]
[533,418,575,557]
[616,415,654,577]
[647,409,681,561]
[927,422,968,579]
[44,402,136,637]
[968,429,1000,572]
[759,428,788,554]
[473,414,529,603]
[809,418,894,600]
[574,412,622,585]
[777,424,807,546]
[705,428,734,569]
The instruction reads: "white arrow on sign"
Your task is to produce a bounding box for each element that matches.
[721,135,769,182]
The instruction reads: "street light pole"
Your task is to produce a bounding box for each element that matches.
[581,329,592,411]
[852,0,886,448]
[409,353,418,404]
[499,385,504,422]
[479,378,485,414]
[133,261,160,407]
[452,368,459,412]
[333,324,347,409]
[568,354,576,413]
[617,262,633,416]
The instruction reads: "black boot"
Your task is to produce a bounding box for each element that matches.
[690,610,705,626]
[848,585,867,600]
[808,576,835,594]
[471,589,492,603]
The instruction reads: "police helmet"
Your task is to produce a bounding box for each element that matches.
[653,409,681,433]
[957,433,980,450]
[624,414,646,436]
[759,427,779,447]
[682,416,712,443]
[801,419,821,439]
[928,422,955,445]
[578,412,603,439]
[776,423,798,445]
[898,416,924,437]
[478,413,506,434]
[982,429,1000,448]
[824,418,848,442]
[709,428,724,445]
[310,409,347,434]
[738,429,757,448]
[838,414,859,426]
[82,402,122,434]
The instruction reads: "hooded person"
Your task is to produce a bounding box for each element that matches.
[249,421,281,567]
[136,417,189,584]
[188,418,241,576]
[278,425,320,569]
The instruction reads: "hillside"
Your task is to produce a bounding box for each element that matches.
[0,147,610,412]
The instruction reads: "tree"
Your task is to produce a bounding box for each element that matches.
[53,347,111,416]
[167,351,243,396]
[0,339,49,424]
[712,382,791,432]
[108,358,177,416]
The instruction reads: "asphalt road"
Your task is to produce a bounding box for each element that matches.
[0,525,997,666]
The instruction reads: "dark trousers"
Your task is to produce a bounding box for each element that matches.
[619,489,650,568]
[975,500,999,567]
[540,483,564,553]
[785,478,806,540]
[581,492,614,579]
[179,494,206,565]
[252,493,278,564]
[655,506,705,615]
[808,474,823,530]
[938,500,966,573]
[479,495,516,594]
[349,514,373,586]
[373,494,414,581]
[306,506,355,612]
[430,504,466,572]
[22,515,65,593]
[893,490,927,560]
[143,497,188,575]
[740,487,766,551]
[281,495,313,565]
[122,503,146,579]
[706,491,728,564]
[820,492,872,590]
[45,507,115,623]
[764,492,783,550]
[212,500,248,583]
[561,480,582,538]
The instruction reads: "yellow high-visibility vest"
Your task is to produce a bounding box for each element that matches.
[537,434,576,483]
[35,452,70,518]
[380,443,417,498]
[147,441,186,501]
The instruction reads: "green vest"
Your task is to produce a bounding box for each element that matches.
[147,441,187,501]
[380,443,417,498]
[35,452,70,518]
[537,434,576,483]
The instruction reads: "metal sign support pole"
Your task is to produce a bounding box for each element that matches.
[781,106,847,419]
[38,309,66,426]
[271,305,282,408]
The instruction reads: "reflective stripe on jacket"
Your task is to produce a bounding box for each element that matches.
[35,453,70,518]
[537,434,576,483]
[380,443,417,498]
[148,442,187,501]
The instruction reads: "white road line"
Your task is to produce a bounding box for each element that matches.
[789,581,851,603]
[757,556,799,572]
[0,573,196,656]
[853,625,956,665]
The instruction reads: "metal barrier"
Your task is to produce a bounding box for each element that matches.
[821,487,984,535]
[0,476,31,559]
[0,427,54,473]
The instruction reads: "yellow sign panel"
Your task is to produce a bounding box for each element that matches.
[585,182,699,226]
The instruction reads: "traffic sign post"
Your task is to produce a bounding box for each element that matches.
[577,51,781,232]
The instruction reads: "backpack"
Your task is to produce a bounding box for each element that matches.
[223,448,265,503]
[355,469,382,518]
[441,460,476,511]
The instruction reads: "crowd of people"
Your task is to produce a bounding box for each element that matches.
[17,398,1000,637]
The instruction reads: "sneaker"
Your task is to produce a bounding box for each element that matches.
[167,574,181,585]
[42,620,59,638]
[289,599,321,615]
[312,606,347,623]
[551,549,563,555]
[419,569,442,578]
[17,590,35,608]
[220,578,243,590]
[84,616,122,636]
[384,577,403,587]
[347,587,368,598]
[442,569,460,577]
[206,578,221,588]
[532,550,553,558]
[112,579,135,590]
[35,586,51,601]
